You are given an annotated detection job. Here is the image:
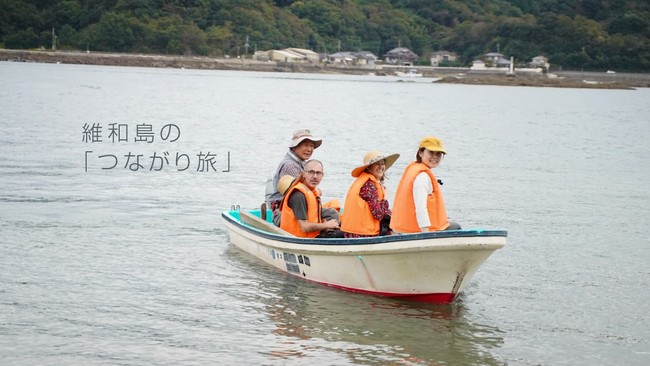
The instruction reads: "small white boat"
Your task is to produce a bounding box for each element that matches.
[222,208,507,303]
[395,69,423,78]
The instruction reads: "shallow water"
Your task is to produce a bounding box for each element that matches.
[1,62,649,365]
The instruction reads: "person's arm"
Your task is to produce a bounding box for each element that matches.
[289,192,339,233]
[413,172,432,231]
[359,180,390,220]
[297,218,339,233]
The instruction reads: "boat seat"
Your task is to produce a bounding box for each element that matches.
[239,210,295,237]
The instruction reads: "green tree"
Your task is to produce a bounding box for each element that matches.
[1,0,649,70]
[205,23,234,56]
[89,12,140,52]
[609,12,650,35]
[54,0,83,28]
[57,24,77,48]
[0,0,41,39]
[179,22,208,55]
[4,26,40,48]
[290,0,345,37]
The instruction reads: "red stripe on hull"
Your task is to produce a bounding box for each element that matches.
[316,281,457,304]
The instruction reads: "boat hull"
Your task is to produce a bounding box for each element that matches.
[222,210,506,303]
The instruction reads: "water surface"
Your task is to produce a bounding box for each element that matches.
[1,62,649,365]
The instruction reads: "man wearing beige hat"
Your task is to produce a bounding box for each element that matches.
[265,129,322,210]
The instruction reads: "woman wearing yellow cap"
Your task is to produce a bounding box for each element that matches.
[390,136,461,233]
[341,151,400,238]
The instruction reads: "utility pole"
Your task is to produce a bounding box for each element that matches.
[244,35,249,58]
[52,28,56,51]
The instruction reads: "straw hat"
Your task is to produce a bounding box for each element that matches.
[419,136,446,154]
[277,175,296,195]
[351,150,400,177]
[290,129,322,149]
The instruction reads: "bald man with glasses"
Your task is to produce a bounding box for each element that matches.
[279,160,344,238]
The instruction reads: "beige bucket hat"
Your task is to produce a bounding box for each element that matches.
[290,129,322,149]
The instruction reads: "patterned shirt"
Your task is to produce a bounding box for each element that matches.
[278,160,303,179]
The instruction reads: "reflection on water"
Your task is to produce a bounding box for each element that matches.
[227,246,505,365]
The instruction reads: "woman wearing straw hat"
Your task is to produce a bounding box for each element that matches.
[390,136,461,233]
[341,151,400,238]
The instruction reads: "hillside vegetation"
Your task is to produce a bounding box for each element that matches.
[2,0,649,71]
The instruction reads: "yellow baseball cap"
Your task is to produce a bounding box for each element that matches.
[418,136,446,154]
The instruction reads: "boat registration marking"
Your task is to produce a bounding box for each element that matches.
[282,252,311,274]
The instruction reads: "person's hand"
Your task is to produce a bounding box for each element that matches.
[323,219,340,230]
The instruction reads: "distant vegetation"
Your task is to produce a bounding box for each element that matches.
[1,0,649,71]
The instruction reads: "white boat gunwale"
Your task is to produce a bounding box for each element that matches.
[221,209,507,246]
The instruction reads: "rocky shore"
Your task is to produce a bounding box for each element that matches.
[434,74,647,90]
[3,49,649,89]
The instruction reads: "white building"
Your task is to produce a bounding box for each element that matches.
[430,51,458,66]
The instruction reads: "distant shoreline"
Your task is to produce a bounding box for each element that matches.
[433,74,645,90]
[2,49,649,89]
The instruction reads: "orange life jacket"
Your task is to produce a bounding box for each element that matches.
[390,162,449,232]
[341,172,384,236]
[279,182,321,238]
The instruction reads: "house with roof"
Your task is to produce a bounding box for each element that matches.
[469,57,512,74]
[268,49,307,63]
[495,57,511,68]
[483,52,504,63]
[482,52,511,68]
[327,51,378,66]
[529,55,549,69]
[286,48,319,63]
[328,51,357,64]
[355,51,378,66]
[430,51,458,66]
[383,47,418,65]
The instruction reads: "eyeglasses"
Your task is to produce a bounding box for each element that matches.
[304,170,324,177]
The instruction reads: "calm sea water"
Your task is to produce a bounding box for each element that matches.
[1,61,649,366]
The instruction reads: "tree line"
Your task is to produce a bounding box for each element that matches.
[1,0,649,71]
